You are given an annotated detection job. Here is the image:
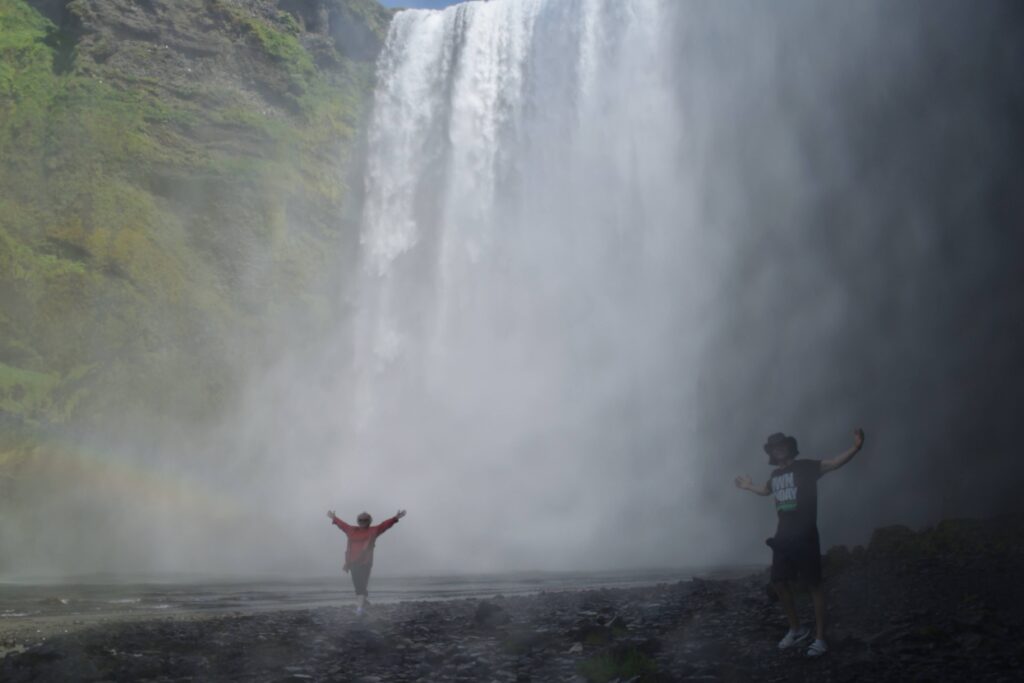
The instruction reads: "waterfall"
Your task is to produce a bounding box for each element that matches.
[355,0,689,412]
[230,0,1017,573]
[344,0,700,566]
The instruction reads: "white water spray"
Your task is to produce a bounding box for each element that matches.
[343,0,713,570]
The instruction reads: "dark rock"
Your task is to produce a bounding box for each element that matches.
[572,623,612,645]
[824,544,853,577]
[345,628,388,654]
[606,615,628,632]
[502,628,547,655]
[869,525,917,556]
[475,601,511,629]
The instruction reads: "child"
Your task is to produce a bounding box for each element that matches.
[327,508,407,615]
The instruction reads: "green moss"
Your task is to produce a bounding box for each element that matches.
[276,10,301,36]
[577,649,659,683]
[0,0,385,437]
[345,0,395,42]
[0,0,60,160]
[251,21,314,77]
[0,361,58,420]
[214,0,314,96]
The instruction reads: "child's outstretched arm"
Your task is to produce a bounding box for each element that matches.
[373,509,406,536]
[327,509,354,533]
[820,428,865,475]
[734,475,771,496]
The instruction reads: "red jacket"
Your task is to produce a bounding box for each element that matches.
[332,516,399,570]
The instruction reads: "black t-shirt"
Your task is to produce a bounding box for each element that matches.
[769,459,822,541]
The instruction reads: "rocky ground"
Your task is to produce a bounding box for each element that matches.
[2,517,1022,682]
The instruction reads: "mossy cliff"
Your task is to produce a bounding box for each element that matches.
[0,0,391,458]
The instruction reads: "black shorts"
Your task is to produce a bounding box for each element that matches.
[350,563,372,596]
[769,533,822,585]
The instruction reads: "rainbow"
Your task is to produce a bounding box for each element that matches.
[0,432,246,521]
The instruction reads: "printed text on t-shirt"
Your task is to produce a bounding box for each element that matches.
[772,472,798,512]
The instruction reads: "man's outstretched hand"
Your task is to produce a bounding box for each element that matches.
[327,510,337,521]
[396,509,407,519]
[734,475,753,490]
[822,428,867,474]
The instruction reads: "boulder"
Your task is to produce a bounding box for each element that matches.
[475,601,511,629]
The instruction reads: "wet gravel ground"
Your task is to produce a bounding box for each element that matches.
[3,517,1022,682]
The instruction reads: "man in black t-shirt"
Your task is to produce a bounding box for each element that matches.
[735,428,865,658]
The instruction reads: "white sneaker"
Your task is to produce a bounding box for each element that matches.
[807,639,828,657]
[355,606,365,617]
[778,625,811,649]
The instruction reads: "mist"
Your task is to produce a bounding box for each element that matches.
[3,0,1022,580]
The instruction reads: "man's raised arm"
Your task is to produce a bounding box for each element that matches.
[820,428,865,475]
[734,474,771,496]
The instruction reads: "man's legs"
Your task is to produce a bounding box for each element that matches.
[771,545,800,631]
[769,536,826,654]
[773,582,800,631]
[810,584,826,641]
[801,538,828,656]
[773,580,811,649]
[799,537,825,643]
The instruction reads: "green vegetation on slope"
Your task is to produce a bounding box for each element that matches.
[0,0,390,453]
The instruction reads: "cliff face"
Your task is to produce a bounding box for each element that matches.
[0,0,391,441]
